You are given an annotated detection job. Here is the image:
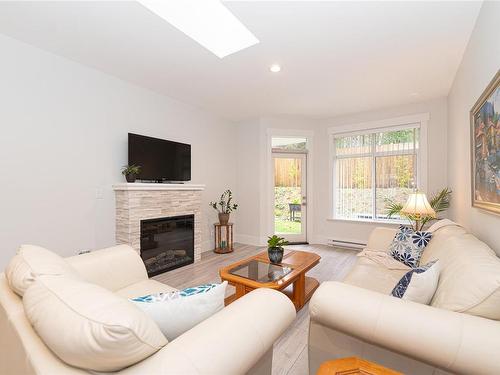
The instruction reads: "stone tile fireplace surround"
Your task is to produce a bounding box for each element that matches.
[113,183,205,271]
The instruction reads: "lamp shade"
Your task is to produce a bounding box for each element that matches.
[401,192,436,217]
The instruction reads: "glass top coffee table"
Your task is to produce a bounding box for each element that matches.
[219,250,320,311]
[228,259,293,283]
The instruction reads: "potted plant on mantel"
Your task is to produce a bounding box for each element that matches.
[209,190,238,225]
[267,235,288,264]
[121,164,141,183]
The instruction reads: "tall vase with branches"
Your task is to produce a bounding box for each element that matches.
[385,188,452,231]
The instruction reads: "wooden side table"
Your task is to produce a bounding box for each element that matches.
[317,357,401,375]
[214,223,234,254]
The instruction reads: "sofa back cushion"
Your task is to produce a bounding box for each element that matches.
[5,245,80,296]
[23,275,167,372]
[419,224,467,265]
[423,230,500,320]
[66,244,148,292]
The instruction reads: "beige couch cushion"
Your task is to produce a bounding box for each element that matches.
[5,245,80,296]
[66,245,148,292]
[419,224,467,265]
[23,275,167,372]
[425,233,500,319]
[343,257,408,294]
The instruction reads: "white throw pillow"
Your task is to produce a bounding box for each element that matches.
[5,244,80,296]
[131,281,227,341]
[23,275,167,372]
[391,260,440,304]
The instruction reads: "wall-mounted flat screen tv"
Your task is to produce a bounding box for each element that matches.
[128,133,191,182]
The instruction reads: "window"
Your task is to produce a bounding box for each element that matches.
[332,125,420,222]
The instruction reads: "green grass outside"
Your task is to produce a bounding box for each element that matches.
[274,218,301,234]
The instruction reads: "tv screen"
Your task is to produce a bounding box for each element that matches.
[128,133,191,182]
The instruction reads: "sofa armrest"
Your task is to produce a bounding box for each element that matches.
[366,227,397,252]
[309,281,500,375]
[122,288,296,375]
[66,245,148,291]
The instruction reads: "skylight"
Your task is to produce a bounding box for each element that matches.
[138,0,259,58]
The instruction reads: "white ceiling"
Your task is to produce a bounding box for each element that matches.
[0,1,481,121]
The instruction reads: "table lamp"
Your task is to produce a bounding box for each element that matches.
[401,191,436,231]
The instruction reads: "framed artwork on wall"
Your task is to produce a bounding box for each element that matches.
[471,70,500,214]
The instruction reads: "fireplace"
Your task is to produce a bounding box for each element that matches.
[140,215,194,277]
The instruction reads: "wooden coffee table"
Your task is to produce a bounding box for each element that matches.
[219,250,320,311]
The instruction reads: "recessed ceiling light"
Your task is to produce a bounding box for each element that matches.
[138,0,259,59]
[270,64,281,73]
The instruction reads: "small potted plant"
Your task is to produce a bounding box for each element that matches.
[210,189,238,225]
[267,235,288,264]
[121,164,141,183]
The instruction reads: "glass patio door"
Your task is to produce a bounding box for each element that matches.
[273,153,307,243]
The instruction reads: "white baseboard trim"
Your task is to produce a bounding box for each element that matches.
[201,239,213,254]
[204,234,352,251]
[309,235,328,245]
[234,234,266,247]
[200,234,266,254]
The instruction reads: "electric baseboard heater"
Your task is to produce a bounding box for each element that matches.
[327,239,366,251]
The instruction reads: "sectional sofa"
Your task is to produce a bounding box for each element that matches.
[308,222,500,374]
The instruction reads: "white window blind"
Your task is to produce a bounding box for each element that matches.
[333,125,419,221]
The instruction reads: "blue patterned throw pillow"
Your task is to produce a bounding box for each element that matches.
[388,225,432,268]
[131,283,220,303]
[130,282,227,341]
[391,260,440,304]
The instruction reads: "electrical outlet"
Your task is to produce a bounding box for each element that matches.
[95,188,104,200]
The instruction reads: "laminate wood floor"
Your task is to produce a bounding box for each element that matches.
[153,243,357,375]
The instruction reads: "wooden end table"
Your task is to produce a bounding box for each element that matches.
[213,223,233,254]
[219,250,320,311]
[317,357,402,375]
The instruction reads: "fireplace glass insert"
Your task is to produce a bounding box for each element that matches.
[140,215,194,277]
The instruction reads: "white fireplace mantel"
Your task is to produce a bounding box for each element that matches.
[113,182,204,263]
[112,183,205,191]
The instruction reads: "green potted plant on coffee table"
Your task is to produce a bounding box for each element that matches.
[267,235,289,264]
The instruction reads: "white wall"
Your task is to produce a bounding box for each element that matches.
[314,98,448,245]
[234,118,262,245]
[0,34,237,268]
[447,1,500,255]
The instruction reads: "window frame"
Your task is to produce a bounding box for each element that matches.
[328,113,429,223]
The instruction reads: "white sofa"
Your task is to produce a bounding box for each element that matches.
[0,245,296,375]
[308,223,500,375]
